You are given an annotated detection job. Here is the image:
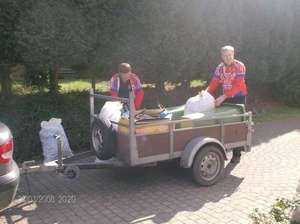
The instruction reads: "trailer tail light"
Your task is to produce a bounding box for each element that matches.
[0,139,13,163]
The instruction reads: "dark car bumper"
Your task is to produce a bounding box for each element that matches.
[0,160,20,210]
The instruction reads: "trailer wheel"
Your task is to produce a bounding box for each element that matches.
[63,166,80,180]
[192,145,224,186]
[91,118,117,160]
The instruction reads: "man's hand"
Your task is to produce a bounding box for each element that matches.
[215,95,226,107]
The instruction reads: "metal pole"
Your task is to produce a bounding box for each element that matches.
[55,135,63,171]
[90,88,94,127]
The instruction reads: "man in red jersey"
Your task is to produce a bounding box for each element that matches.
[206,46,247,163]
[110,63,144,110]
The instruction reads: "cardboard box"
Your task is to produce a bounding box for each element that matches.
[180,113,205,128]
[118,118,174,134]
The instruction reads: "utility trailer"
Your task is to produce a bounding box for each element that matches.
[20,89,253,186]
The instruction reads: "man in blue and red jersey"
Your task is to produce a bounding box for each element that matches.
[205,45,247,163]
[110,63,144,110]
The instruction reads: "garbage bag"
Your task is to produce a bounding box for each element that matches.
[39,118,73,163]
[184,90,215,115]
[99,101,122,130]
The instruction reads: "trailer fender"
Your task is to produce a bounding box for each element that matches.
[180,136,227,169]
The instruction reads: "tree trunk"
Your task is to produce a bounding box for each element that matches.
[0,74,12,95]
[180,79,190,90]
[154,81,165,93]
[49,68,54,93]
[54,70,59,94]
[91,74,96,90]
[48,67,59,94]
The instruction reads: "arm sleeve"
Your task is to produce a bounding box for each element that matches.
[206,76,220,93]
[110,75,118,97]
[131,74,144,109]
[134,89,144,109]
[110,91,118,97]
[206,65,221,93]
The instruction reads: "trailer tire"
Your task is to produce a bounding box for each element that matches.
[192,145,224,186]
[91,118,117,160]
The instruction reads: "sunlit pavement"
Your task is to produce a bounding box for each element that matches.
[1,118,300,224]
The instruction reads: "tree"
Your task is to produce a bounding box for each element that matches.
[172,0,209,88]
[15,0,90,94]
[98,0,185,92]
[241,0,295,83]
[71,0,122,84]
[0,0,22,95]
[199,0,245,79]
[2,0,300,97]
[272,0,300,106]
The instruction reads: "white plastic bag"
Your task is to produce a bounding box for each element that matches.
[184,90,215,115]
[99,101,122,130]
[39,118,73,163]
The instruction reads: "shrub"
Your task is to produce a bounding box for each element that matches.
[283,72,300,107]
[0,90,94,162]
[249,182,300,224]
[272,72,300,107]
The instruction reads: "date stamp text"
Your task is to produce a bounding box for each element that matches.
[16,195,76,204]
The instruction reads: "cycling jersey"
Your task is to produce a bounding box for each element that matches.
[206,60,247,98]
[110,73,144,109]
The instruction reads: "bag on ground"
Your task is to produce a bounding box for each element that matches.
[39,118,73,163]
